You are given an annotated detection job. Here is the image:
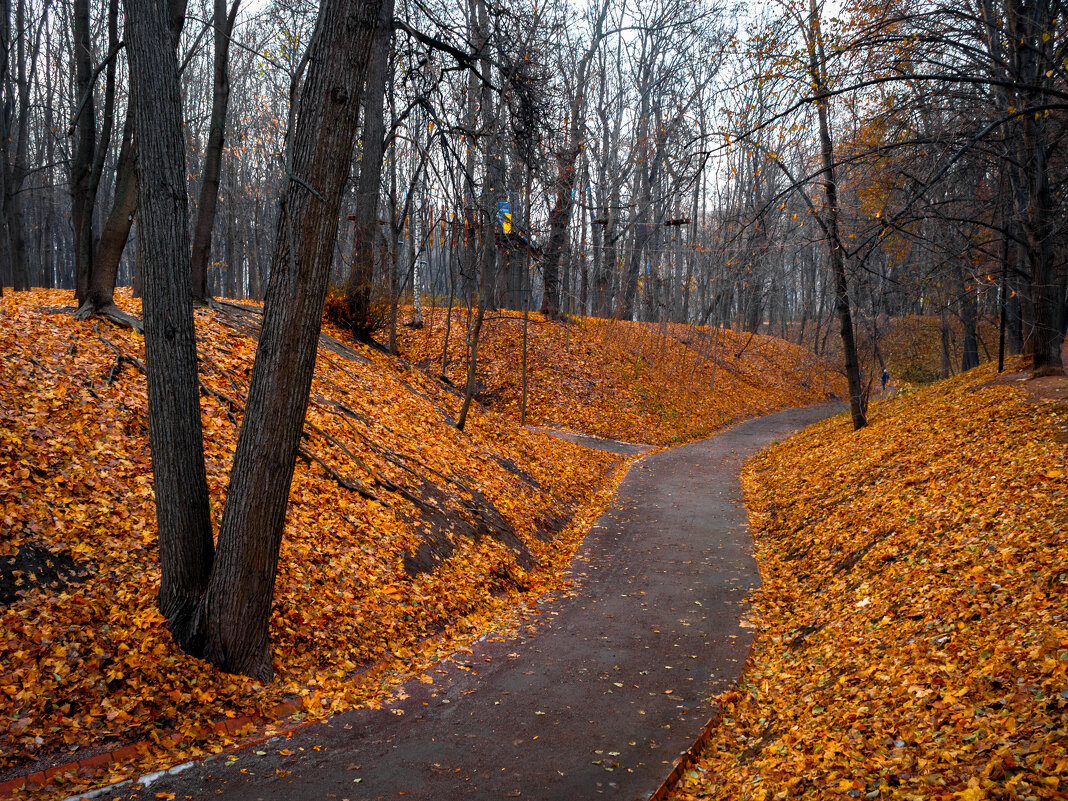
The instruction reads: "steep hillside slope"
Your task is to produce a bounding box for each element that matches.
[670,364,1068,799]
[0,289,841,795]
[396,308,845,445]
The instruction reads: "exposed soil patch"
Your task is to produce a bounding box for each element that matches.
[982,341,1068,402]
[0,543,89,605]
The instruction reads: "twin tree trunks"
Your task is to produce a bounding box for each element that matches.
[126,0,384,679]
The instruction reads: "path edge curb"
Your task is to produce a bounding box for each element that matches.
[646,634,760,801]
[0,695,312,800]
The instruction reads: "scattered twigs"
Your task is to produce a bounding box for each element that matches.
[311,396,472,497]
[197,348,246,396]
[296,443,380,502]
[98,336,146,385]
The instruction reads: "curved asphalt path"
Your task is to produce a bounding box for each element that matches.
[109,404,840,801]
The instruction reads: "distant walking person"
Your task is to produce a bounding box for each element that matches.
[881,368,890,391]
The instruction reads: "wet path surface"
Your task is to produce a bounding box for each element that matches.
[526,426,653,456]
[114,404,841,801]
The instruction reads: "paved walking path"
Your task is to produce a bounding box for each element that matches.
[110,404,840,801]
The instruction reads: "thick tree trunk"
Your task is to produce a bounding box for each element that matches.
[1,0,32,292]
[198,0,382,681]
[541,80,594,319]
[1009,0,1064,376]
[72,0,121,309]
[123,0,216,649]
[343,0,394,337]
[2,180,29,292]
[0,0,11,295]
[190,0,240,302]
[1020,111,1064,375]
[541,34,603,321]
[540,156,573,318]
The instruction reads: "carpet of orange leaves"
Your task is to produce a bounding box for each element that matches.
[0,289,840,797]
[669,364,1068,799]
[396,307,844,445]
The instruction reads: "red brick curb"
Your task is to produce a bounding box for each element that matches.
[0,697,309,799]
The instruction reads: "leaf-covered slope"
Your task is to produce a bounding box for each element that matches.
[0,289,622,781]
[395,309,845,445]
[810,314,1000,386]
[0,289,843,794]
[671,365,1068,799]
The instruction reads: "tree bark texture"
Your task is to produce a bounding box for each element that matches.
[73,0,122,312]
[456,0,502,432]
[0,0,34,292]
[540,15,605,319]
[199,0,382,681]
[86,114,138,311]
[123,0,216,648]
[71,0,96,304]
[1009,0,1064,375]
[621,96,655,320]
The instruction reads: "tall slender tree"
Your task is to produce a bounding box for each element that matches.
[190,0,242,302]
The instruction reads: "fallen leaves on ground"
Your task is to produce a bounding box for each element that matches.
[811,314,999,387]
[0,289,841,798]
[0,289,619,795]
[669,363,1068,799]
[395,307,845,445]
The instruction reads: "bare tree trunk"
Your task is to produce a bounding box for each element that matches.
[343,0,395,338]
[190,0,241,301]
[0,0,36,292]
[540,5,606,320]
[1009,0,1064,376]
[71,0,96,304]
[960,277,979,371]
[457,0,502,431]
[199,0,382,680]
[123,0,215,650]
[85,115,137,312]
[540,9,609,321]
[940,305,952,379]
[808,0,865,429]
[72,0,122,312]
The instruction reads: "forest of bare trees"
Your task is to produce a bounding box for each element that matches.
[2,0,1066,377]
[1,0,1066,674]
